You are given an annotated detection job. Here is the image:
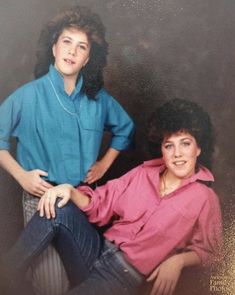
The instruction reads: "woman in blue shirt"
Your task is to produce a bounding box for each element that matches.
[0,5,134,295]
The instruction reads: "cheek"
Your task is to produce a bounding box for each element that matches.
[161,149,166,160]
[52,44,64,59]
[161,151,171,164]
[188,149,200,162]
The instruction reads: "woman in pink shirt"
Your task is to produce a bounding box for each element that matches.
[0,98,222,295]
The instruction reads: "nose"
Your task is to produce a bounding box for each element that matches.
[174,145,182,158]
[68,46,76,56]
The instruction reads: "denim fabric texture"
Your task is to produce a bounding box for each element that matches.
[23,191,69,295]
[3,201,146,295]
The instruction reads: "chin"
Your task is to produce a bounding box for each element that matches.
[178,172,193,179]
[171,169,193,179]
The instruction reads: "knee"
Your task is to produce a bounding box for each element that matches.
[54,199,78,214]
[54,200,84,223]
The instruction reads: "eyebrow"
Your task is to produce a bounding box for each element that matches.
[61,36,89,45]
[164,137,193,143]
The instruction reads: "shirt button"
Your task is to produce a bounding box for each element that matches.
[123,269,129,272]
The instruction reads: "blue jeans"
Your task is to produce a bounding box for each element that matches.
[4,202,147,295]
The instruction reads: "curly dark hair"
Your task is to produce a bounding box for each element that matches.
[148,98,215,169]
[34,5,108,99]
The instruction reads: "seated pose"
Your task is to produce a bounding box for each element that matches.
[0,98,222,295]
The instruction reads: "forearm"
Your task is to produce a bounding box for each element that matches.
[70,187,91,209]
[0,150,25,183]
[99,147,120,170]
[174,251,201,269]
[85,147,120,184]
[0,150,52,196]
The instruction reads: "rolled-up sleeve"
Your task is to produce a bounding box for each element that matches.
[0,94,22,150]
[78,182,119,226]
[185,192,223,265]
[78,166,140,225]
[103,93,135,151]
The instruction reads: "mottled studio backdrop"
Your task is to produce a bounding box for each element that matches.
[0,0,235,294]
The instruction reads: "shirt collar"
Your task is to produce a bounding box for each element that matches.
[143,158,215,183]
[48,64,83,100]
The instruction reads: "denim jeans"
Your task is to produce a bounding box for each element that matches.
[22,191,69,295]
[3,201,147,295]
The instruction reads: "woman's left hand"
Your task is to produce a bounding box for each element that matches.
[84,161,108,184]
[84,148,120,184]
[147,255,183,295]
[37,184,73,219]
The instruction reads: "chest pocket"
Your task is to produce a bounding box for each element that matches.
[80,115,103,132]
[79,99,104,132]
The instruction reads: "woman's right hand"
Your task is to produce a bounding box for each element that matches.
[18,169,53,197]
[147,255,183,295]
[37,184,73,219]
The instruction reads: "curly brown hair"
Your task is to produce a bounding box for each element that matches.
[34,5,108,99]
[148,98,215,169]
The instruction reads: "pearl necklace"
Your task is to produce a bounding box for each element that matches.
[48,77,77,116]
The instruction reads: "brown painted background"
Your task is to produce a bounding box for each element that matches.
[0,0,235,294]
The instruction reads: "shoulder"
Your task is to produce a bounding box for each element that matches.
[194,166,219,201]
[200,184,220,208]
[118,161,148,182]
[128,158,163,177]
[0,79,35,107]
[95,88,112,99]
[187,177,221,215]
[9,75,46,98]
[142,158,164,172]
[0,74,49,111]
[194,180,219,200]
[143,158,164,167]
[94,88,131,118]
[186,165,217,200]
[95,88,119,105]
[193,182,222,226]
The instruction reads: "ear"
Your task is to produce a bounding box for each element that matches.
[196,147,201,157]
[52,44,56,58]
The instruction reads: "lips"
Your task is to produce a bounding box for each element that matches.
[173,161,186,166]
[64,58,75,65]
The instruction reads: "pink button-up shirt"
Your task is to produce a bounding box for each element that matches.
[79,159,222,275]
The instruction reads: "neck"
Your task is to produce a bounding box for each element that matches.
[160,169,182,197]
[64,77,77,95]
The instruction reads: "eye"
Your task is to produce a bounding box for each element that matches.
[78,44,88,51]
[62,39,71,44]
[182,141,191,147]
[164,144,173,150]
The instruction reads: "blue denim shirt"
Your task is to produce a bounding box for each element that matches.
[0,65,134,186]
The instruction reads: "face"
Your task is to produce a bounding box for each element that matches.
[161,131,201,180]
[52,27,90,81]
